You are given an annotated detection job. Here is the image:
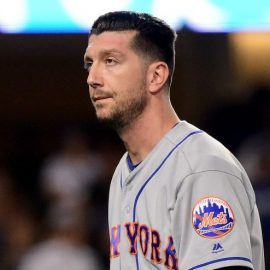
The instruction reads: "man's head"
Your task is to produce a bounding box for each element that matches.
[89,11,177,88]
[84,11,177,132]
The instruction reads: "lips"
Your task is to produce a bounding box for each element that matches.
[92,95,113,104]
[93,96,111,101]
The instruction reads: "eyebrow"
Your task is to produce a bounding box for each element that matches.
[84,49,124,62]
[84,55,92,63]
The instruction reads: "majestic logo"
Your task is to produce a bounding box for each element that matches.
[192,196,235,239]
[212,243,224,253]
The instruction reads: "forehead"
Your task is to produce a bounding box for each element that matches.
[86,31,137,55]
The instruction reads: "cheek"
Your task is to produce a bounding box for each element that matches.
[119,69,143,89]
[106,62,146,95]
[112,61,143,82]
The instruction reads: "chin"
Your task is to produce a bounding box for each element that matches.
[96,112,113,123]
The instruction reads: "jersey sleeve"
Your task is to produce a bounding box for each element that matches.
[171,170,255,270]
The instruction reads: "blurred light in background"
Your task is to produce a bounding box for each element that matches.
[229,33,270,86]
[0,0,270,33]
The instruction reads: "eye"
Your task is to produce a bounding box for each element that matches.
[105,57,117,65]
[84,61,93,71]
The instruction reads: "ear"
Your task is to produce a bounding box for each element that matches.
[148,61,169,94]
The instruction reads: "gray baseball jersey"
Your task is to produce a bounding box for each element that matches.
[108,121,265,270]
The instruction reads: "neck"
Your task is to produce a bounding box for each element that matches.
[118,97,180,164]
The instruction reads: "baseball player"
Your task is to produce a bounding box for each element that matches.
[84,11,265,270]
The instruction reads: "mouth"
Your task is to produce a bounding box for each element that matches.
[92,96,112,103]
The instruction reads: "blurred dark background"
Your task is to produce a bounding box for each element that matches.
[0,30,269,269]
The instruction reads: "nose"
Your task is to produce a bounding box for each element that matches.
[87,63,103,89]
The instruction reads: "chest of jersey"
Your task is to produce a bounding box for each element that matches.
[109,150,189,270]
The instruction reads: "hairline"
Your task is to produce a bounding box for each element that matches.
[89,30,157,61]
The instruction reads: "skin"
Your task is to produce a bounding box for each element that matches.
[84,30,179,164]
[85,31,148,132]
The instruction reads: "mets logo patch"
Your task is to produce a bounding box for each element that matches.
[192,196,235,239]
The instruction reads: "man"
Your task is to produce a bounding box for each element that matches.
[84,11,265,270]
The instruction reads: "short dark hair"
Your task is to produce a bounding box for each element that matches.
[90,11,177,88]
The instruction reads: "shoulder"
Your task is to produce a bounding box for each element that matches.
[165,121,242,176]
[173,122,256,206]
[170,121,255,192]
[178,122,243,178]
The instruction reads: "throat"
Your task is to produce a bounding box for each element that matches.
[127,155,141,171]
